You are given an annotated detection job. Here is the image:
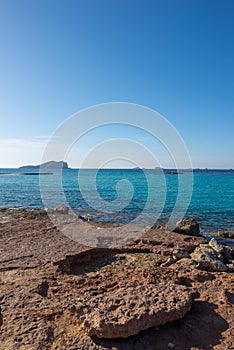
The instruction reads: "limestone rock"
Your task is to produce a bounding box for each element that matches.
[191,245,229,272]
[173,218,200,236]
[83,283,193,338]
[209,238,233,263]
[209,238,224,254]
[215,230,234,239]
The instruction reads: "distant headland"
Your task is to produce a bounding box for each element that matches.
[19,161,69,170]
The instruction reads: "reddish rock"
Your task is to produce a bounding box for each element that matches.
[83,283,192,338]
[0,209,234,350]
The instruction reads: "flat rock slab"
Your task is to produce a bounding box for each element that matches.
[83,282,193,338]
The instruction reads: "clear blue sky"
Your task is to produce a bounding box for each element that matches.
[0,0,233,168]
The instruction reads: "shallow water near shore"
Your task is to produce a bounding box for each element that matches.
[0,168,233,236]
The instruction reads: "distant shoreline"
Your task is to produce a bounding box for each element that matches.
[0,167,233,172]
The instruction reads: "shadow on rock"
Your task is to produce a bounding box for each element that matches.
[91,301,229,350]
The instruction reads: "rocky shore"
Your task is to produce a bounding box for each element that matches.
[0,208,234,350]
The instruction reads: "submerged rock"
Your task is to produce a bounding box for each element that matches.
[173,218,200,236]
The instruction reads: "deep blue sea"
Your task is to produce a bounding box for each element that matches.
[0,168,234,236]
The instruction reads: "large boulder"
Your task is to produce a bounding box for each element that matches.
[173,218,200,236]
[191,244,229,272]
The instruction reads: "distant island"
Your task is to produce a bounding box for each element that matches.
[19,161,69,170]
[17,162,233,173]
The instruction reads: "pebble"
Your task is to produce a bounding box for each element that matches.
[168,342,175,349]
[172,249,190,259]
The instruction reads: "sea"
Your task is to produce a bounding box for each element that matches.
[0,168,234,240]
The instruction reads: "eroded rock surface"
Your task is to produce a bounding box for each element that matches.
[209,238,233,263]
[83,283,192,338]
[215,230,234,239]
[0,209,234,350]
[191,244,229,272]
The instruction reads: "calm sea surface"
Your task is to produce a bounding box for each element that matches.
[0,168,233,236]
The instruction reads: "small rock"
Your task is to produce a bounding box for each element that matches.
[161,257,176,267]
[168,342,175,348]
[35,281,49,297]
[44,208,54,213]
[226,263,234,272]
[172,250,190,259]
[223,251,233,264]
[173,218,200,236]
[54,206,69,214]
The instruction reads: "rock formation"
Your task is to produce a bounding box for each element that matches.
[0,208,234,349]
[215,230,234,239]
[173,218,200,236]
[19,160,69,170]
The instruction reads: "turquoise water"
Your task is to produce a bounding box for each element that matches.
[0,168,233,234]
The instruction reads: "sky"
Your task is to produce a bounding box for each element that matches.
[0,0,233,168]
